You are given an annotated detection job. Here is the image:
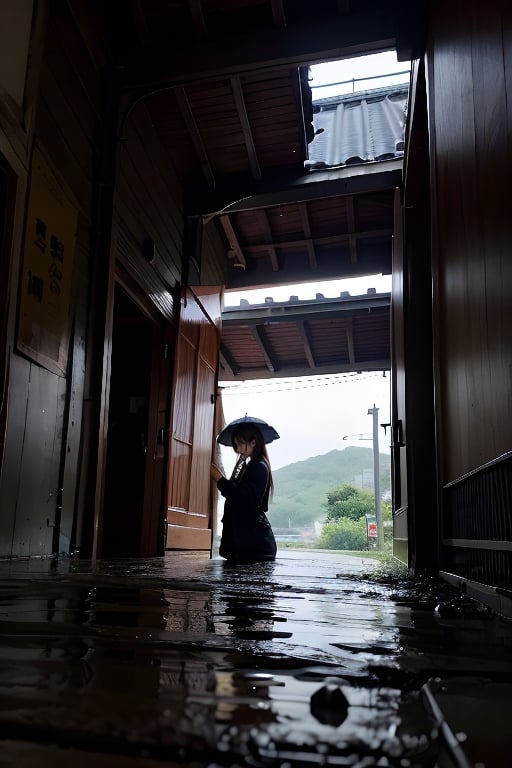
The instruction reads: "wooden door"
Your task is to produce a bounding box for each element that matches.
[140,321,175,556]
[391,186,409,564]
[166,287,221,551]
[101,285,175,558]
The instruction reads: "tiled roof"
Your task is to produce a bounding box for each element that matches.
[305,84,408,170]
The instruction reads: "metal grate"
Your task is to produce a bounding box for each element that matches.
[442,452,512,590]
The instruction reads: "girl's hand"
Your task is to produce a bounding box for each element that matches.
[211,464,223,482]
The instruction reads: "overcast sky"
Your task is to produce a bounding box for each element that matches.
[309,50,410,100]
[218,370,391,473]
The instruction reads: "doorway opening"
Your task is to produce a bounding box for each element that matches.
[102,287,153,557]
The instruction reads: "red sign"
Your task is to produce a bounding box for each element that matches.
[367,522,378,538]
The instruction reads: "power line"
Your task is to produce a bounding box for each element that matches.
[219,371,387,396]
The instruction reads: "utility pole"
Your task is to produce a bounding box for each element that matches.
[368,405,384,548]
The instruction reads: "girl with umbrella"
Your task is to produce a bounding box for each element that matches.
[211,416,278,564]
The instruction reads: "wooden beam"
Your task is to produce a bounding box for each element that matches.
[298,202,317,270]
[219,344,239,378]
[222,294,390,325]
[219,215,246,267]
[337,0,351,13]
[346,196,358,264]
[124,10,397,88]
[217,358,390,382]
[241,228,392,255]
[256,210,279,271]
[128,0,152,46]
[270,0,287,29]
[250,326,278,373]
[230,77,261,180]
[297,320,316,369]
[193,162,403,219]
[188,0,208,40]
[174,87,215,187]
[345,317,355,364]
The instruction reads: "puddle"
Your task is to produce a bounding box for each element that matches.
[0,551,511,765]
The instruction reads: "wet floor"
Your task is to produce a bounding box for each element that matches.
[0,549,511,767]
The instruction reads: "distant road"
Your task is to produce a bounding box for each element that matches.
[277,547,381,573]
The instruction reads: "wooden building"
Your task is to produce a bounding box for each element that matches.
[0,1,511,614]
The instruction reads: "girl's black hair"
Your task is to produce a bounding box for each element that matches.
[231,424,274,495]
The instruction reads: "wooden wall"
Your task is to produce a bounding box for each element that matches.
[429,0,512,484]
[115,100,184,314]
[0,2,105,555]
[427,0,512,590]
[0,1,226,557]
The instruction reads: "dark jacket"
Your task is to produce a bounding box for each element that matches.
[217,458,277,564]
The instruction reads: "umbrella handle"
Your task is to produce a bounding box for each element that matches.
[230,454,246,482]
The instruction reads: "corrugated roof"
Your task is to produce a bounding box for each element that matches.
[306,84,408,169]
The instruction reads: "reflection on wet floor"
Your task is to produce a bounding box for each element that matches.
[0,550,511,766]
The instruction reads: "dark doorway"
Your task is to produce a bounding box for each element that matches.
[102,287,152,557]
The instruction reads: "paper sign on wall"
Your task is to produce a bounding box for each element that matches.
[17,146,78,376]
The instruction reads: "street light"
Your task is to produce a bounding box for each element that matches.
[342,424,383,546]
[367,405,384,548]
[341,434,372,488]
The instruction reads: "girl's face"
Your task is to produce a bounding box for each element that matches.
[234,437,256,459]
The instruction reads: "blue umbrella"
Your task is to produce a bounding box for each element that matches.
[216,415,280,446]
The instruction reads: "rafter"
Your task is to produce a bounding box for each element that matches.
[297,320,316,369]
[174,87,214,187]
[128,0,152,45]
[188,0,208,39]
[270,0,286,29]
[219,344,239,378]
[230,77,261,181]
[345,317,355,364]
[219,215,246,267]
[249,326,278,373]
[298,203,317,270]
[256,210,279,271]
[345,196,359,264]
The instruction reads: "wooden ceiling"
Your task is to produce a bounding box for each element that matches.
[219,289,391,380]
[99,0,425,377]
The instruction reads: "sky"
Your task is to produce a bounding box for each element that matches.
[216,53,405,474]
[309,50,410,101]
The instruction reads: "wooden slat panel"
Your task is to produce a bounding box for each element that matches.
[116,224,176,321]
[119,105,184,261]
[11,362,64,555]
[188,353,216,517]
[174,343,196,443]
[167,334,196,512]
[167,508,209,529]
[166,524,211,550]
[167,441,193,513]
[430,0,512,481]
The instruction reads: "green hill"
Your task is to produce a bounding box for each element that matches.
[269,446,390,528]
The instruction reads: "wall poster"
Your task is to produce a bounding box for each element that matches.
[17,146,78,376]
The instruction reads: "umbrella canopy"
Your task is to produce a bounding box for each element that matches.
[216,416,280,446]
